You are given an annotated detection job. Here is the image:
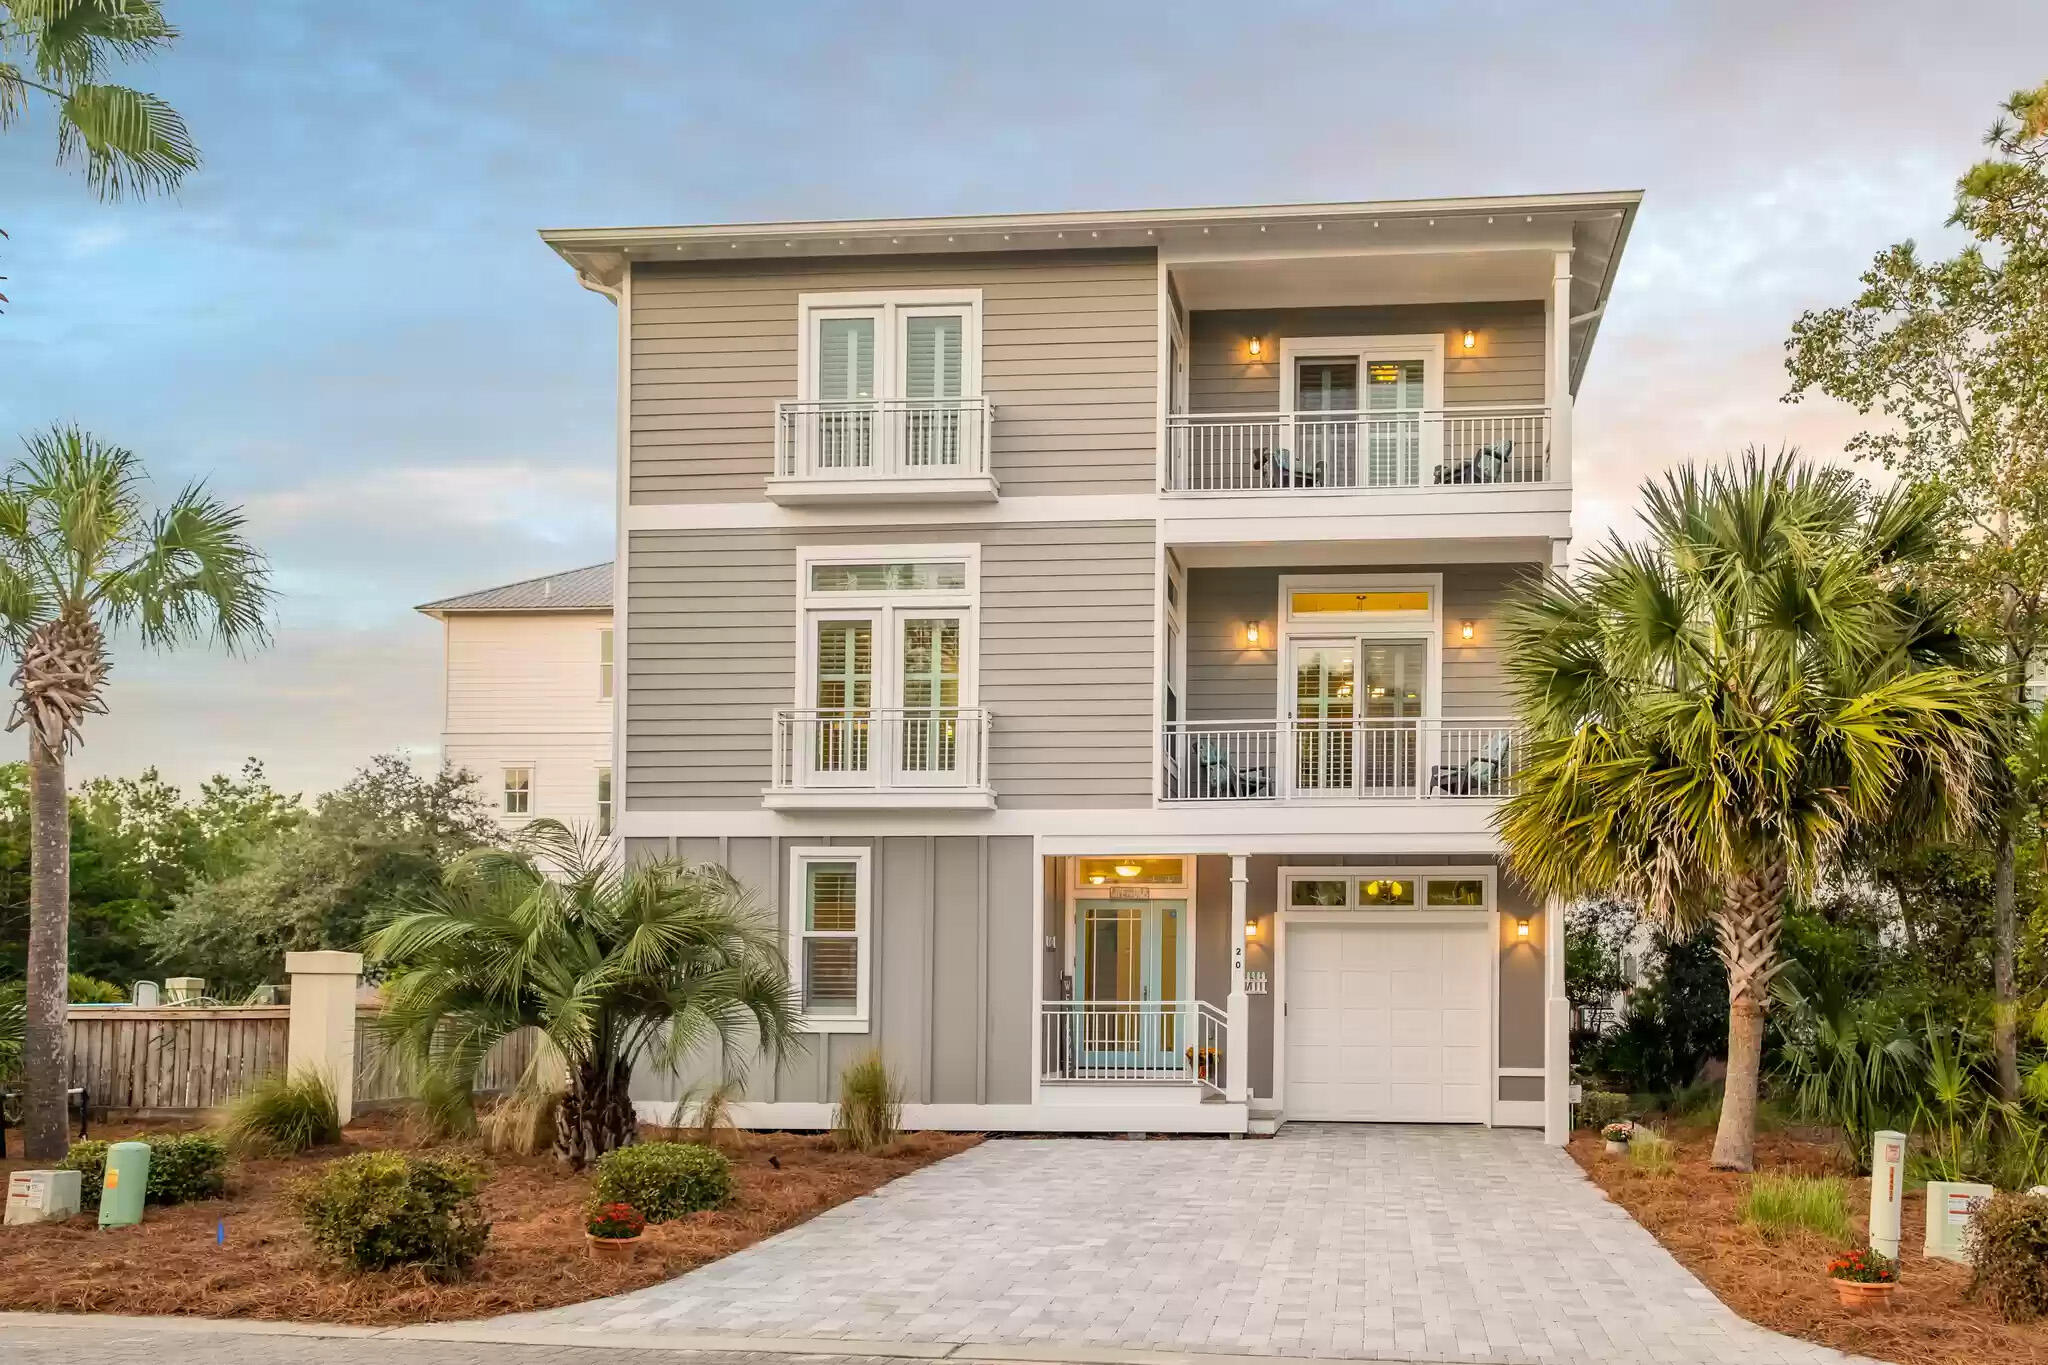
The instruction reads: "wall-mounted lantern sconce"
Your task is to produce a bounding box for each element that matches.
[1461,329,1477,351]
[1460,619,1476,642]
[1244,622,1262,647]
[1516,917,1531,940]
[1244,920,1258,940]
[1247,337,1264,359]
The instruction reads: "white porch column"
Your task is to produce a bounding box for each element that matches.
[1542,894,1570,1146]
[1548,250,1575,479]
[1226,854,1250,1103]
[286,950,363,1125]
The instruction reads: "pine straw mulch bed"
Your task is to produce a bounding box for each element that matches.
[0,1114,979,1325]
[1570,1125,2048,1365]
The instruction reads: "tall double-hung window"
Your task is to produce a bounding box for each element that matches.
[796,547,979,789]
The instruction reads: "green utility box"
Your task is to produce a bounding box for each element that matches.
[98,1140,150,1228]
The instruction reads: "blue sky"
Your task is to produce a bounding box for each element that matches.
[1,0,2044,795]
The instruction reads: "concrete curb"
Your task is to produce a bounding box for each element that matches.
[0,1313,1436,1365]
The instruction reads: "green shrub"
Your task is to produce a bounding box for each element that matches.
[409,1067,478,1142]
[833,1050,902,1154]
[1578,1090,1629,1132]
[1628,1127,1675,1175]
[67,974,126,1004]
[1967,1191,2048,1322]
[1738,1173,1851,1243]
[591,1141,733,1222]
[224,1068,342,1155]
[290,1150,490,1279]
[59,1132,229,1210]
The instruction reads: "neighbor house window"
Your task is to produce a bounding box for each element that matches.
[596,766,613,835]
[503,767,532,815]
[789,847,869,1029]
[598,628,614,700]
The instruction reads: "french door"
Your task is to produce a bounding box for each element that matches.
[805,608,968,787]
[1075,899,1186,1070]
[1288,637,1429,796]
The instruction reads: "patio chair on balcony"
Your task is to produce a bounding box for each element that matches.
[1433,438,1514,485]
[1252,447,1324,488]
[1430,729,1514,796]
[1194,738,1271,799]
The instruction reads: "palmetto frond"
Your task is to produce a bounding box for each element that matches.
[367,820,803,1130]
[0,0,195,198]
[1500,448,2000,927]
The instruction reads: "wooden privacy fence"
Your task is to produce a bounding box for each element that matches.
[352,1012,546,1109]
[64,1005,291,1116]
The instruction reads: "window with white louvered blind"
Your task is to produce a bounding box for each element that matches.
[798,291,981,406]
[789,846,871,1029]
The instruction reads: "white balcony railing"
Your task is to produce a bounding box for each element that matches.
[1160,717,1519,802]
[771,707,992,794]
[1164,406,1551,492]
[774,397,995,483]
[1039,999,1227,1094]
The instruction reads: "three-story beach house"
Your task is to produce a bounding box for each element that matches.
[544,192,1639,1141]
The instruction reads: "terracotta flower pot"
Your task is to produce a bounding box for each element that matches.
[1829,1277,1896,1311]
[1604,1139,1629,1157]
[587,1231,643,1262]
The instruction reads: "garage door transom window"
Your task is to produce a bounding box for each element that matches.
[1285,872,1490,912]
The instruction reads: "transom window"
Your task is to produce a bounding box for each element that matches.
[789,847,870,1029]
[1284,870,1493,912]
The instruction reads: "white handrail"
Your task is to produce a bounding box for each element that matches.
[775,397,994,481]
[771,707,991,793]
[1160,716,1520,802]
[1164,406,1550,491]
[1040,999,1226,1094]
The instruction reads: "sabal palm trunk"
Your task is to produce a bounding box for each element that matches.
[1711,865,1787,1172]
[1992,823,2021,1104]
[556,1053,638,1168]
[21,732,70,1160]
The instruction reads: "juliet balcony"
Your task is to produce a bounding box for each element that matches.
[767,397,998,505]
[765,706,996,810]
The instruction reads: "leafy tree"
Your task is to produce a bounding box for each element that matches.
[0,1,198,203]
[1580,926,1731,1099]
[1565,897,1638,1041]
[368,821,802,1167]
[1500,452,1997,1170]
[4,426,270,1161]
[1785,79,2048,1104]
[146,755,494,995]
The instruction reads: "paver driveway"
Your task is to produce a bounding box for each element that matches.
[503,1125,1867,1365]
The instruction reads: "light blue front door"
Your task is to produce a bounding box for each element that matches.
[1076,899,1185,1071]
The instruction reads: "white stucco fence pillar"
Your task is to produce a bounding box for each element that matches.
[286,950,363,1124]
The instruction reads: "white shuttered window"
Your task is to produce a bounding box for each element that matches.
[789,847,871,1029]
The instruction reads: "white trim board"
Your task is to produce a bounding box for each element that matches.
[615,806,1509,846]
[633,1098,1251,1135]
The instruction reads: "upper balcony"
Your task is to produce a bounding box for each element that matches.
[769,397,999,505]
[1166,406,1551,492]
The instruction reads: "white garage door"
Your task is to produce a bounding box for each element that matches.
[1285,919,1490,1122]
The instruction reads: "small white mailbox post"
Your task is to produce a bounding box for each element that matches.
[1870,1129,1907,1259]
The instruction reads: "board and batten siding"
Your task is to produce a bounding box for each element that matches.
[628,250,1159,502]
[439,611,614,830]
[1183,564,1533,721]
[623,834,1036,1107]
[626,521,1157,809]
[1186,300,1546,413]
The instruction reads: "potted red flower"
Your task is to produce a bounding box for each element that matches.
[586,1201,647,1261]
[1826,1247,1898,1310]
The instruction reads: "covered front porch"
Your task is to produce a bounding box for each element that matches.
[1037,851,1566,1138]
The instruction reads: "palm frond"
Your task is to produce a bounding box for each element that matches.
[55,80,195,199]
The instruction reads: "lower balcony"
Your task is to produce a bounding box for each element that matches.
[1160,717,1518,803]
[765,707,995,810]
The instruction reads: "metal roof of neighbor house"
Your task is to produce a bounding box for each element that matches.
[415,563,613,616]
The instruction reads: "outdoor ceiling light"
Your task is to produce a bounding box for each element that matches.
[1460,619,1476,641]
[1088,874,1107,885]
[1462,329,1477,350]
[1114,863,1143,878]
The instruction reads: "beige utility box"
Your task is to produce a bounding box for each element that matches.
[1924,1180,1996,1264]
[5,1168,82,1224]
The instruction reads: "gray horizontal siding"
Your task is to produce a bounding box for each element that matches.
[629,834,1036,1108]
[1187,300,1546,413]
[625,521,1157,809]
[1184,563,1534,721]
[628,251,1158,502]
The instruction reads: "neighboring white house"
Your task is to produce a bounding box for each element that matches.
[416,564,615,835]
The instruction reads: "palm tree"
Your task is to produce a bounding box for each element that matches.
[7,424,271,1159]
[367,821,804,1167]
[1,0,198,202]
[1500,450,1997,1171]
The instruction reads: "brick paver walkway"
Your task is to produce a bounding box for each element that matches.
[501,1125,1872,1364]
